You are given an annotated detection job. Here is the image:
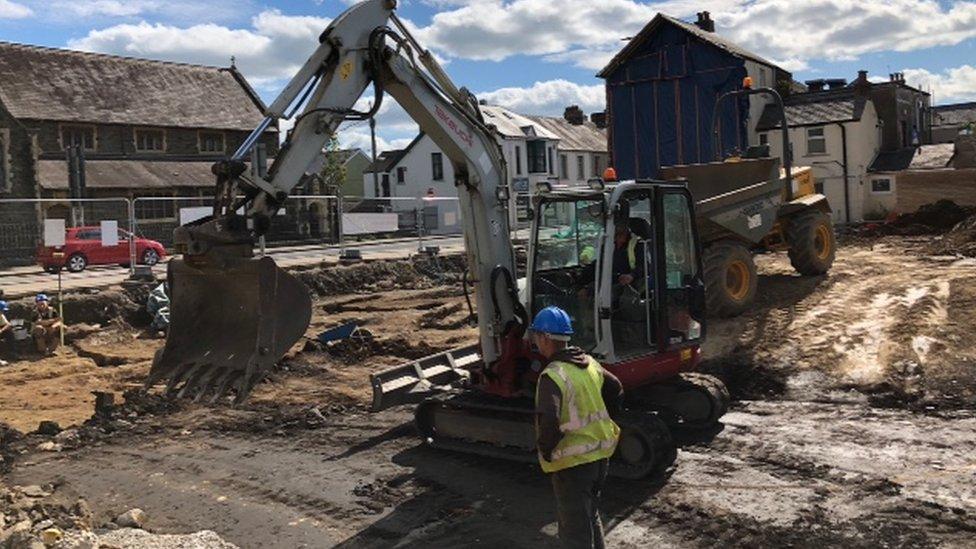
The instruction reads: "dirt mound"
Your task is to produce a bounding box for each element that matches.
[5,285,152,329]
[937,213,976,257]
[894,200,975,232]
[296,255,466,296]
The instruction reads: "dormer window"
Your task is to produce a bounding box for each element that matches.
[61,125,96,152]
[199,131,226,153]
[135,128,166,152]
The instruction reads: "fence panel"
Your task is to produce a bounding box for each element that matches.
[0,198,133,272]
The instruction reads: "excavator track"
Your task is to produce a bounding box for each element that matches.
[630,372,730,429]
[415,391,676,479]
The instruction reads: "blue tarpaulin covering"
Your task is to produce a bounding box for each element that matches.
[604,22,750,180]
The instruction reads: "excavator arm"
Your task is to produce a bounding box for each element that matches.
[148,0,526,402]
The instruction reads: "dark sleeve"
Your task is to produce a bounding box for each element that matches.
[535,375,563,461]
[601,367,624,415]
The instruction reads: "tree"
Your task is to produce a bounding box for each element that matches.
[318,132,347,196]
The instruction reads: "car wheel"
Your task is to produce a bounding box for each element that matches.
[45,266,60,274]
[142,249,160,266]
[66,253,88,273]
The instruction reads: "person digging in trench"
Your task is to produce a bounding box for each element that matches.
[532,306,623,549]
[31,293,63,355]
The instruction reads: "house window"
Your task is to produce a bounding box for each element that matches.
[61,125,96,151]
[548,147,554,175]
[806,127,826,155]
[871,178,892,193]
[560,154,568,179]
[396,166,406,185]
[758,132,768,146]
[198,131,225,153]
[514,146,522,175]
[576,155,585,180]
[135,128,166,152]
[431,152,444,181]
[527,140,547,173]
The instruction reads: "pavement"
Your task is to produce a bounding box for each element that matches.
[0,235,465,299]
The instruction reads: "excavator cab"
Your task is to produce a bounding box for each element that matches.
[527,181,706,374]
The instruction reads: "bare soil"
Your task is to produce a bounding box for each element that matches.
[2,241,976,548]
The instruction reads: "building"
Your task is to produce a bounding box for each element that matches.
[304,148,371,197]
[527,107,609,187]
[362,105,562,230]
[0,41,277,262]
[598,11,791,179]
[756,72,882,224]
[866,137,976,216]
[869,72,932,149]
[932,102,976,144]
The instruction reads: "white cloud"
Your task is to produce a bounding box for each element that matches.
[0,0,31,19]
[478,79,604,116]
[67,9,330,85]
[408,0,976,72]
[901,65,976,103]
[52,0,151,17]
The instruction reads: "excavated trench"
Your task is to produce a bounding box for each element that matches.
[3,240,976,547]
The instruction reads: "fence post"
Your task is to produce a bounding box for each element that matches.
[416,197,425,252]
[127,198,136,276]
[337,194,345,254]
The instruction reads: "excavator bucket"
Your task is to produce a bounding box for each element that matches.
[146,255,311,403]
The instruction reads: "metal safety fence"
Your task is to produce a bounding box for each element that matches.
[0,198,135,272]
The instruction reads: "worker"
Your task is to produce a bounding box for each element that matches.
[0,300,11,366]
[612,223,644,287]
[31,294,62,355]
[532,306,622,549]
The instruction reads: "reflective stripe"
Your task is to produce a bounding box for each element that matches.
[550,437,617,462]
[560,409,611,432]
[551,365,581,434]
[627,237,638,270]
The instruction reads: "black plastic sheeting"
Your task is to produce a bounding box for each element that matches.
[605,23,750,180]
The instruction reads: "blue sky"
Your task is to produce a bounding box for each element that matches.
[1,0,974,151]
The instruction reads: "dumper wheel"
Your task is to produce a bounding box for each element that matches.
[703,241,757,317]
[788,211,836,275]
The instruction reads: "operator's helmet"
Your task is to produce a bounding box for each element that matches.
[530,306,574,341]
[35,294,49,303]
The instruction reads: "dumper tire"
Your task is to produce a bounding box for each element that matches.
[703,241,757,318]
[788,210,836,275]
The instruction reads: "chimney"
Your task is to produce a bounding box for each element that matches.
[564,105,585,125]
[854,70,871,96]
[695,11,715,32]
[590,111,607,129]
[805,79,826,92]
[826,78,847,90]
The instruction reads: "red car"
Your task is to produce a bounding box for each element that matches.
[37,226,166,273]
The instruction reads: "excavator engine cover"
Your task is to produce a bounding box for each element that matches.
[147,255,311,403]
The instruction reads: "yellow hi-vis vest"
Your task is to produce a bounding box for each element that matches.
[537,357,621,473]
[626,236,639,270]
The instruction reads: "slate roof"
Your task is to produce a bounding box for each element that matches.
[37,159,215,190]
[756,90,867,130]
[933,102,976,128]
[524,116,607,152]
[481,106,559,140]
[868,144,955,173]
[599,13,782,78]
[0,41,269,131]
[363,134,424,173]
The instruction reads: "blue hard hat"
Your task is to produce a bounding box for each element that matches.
[530,306,574,336]
[35,293,49,303]
[0,300,7,312]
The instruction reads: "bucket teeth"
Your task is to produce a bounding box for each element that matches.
[146,256,311,404]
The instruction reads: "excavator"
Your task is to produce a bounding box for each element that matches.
[147,0,729,478]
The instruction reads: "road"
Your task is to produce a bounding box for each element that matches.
[0,235,465,299]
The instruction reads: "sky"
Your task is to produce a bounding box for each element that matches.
[0,0,974,153]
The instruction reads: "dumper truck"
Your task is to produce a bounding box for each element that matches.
[656,85,835,316]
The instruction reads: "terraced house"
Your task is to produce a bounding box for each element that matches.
[0,41,277,262]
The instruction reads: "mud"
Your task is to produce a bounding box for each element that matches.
[3,239,976,547]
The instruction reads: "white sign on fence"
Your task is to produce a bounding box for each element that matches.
[179,206,211,226]
[443,211,457,226]
[44,219,66,247]
[342,213,398,235]
[100,220,119,246]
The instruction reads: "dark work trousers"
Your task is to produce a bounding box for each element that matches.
[550,458,610,549]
